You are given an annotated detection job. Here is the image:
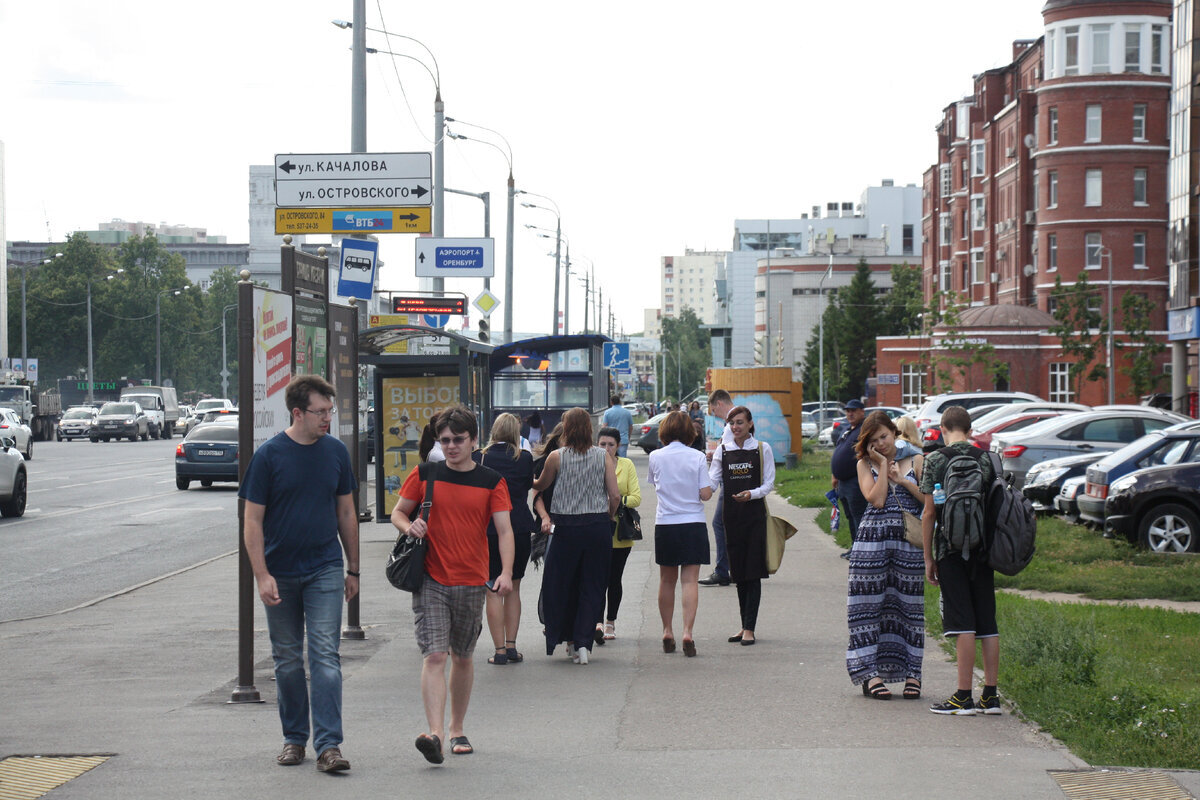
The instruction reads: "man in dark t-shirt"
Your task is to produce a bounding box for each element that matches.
[241,375,359,773]
[829,399,866,556]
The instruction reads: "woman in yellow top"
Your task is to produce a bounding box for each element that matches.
[596,426,642,641]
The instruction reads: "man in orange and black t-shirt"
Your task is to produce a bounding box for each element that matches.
[392,405,514,764]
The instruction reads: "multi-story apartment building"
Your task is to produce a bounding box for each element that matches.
[877,0,1173,407]
[661,250,723,324]
[1168,0,1200,412]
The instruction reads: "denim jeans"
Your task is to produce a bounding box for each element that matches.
[712,492,730,578]
[617,443,628,458]
[265,563,344,754]
[837,480,868,543]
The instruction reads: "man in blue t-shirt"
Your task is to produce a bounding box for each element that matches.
[601,395,633,457]
[240,374,359,774]
[830,399,867,559]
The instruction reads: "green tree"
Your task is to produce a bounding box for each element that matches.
[882,262,924,336]
[800,259,882,401]
[1118,292,1166,398]
[659,307,711,404]
[927,291,1009,393]
[1048,273,1106,398]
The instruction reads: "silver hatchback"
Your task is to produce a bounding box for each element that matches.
[992,407,1189,489]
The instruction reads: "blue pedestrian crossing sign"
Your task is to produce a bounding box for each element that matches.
[602,342,631,373]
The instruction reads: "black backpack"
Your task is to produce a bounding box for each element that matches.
[937,446,987,561]
[983,451,1037,575]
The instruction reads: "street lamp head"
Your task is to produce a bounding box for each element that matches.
[331,19,351,29]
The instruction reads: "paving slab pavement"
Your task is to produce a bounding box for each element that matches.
[4,474,1198,799]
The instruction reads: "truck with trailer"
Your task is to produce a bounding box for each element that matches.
[0,377,62,441]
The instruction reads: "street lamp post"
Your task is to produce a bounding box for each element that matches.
[221,303,237,399]
[819,251,833,411]
[13,252,63,372]
[1099,246,1115,405]
[87,270,124,405]
[519,193,563,336]
[155,287,186,386]
[445,188,490,288]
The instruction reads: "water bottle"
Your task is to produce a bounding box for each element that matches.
[933,483,946,506]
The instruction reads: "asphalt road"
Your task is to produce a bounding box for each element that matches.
[0,435,240,622]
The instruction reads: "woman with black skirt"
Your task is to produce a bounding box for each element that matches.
[708,405,775,646]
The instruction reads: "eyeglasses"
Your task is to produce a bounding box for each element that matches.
[304,407,333,419]
[437,434,470,447]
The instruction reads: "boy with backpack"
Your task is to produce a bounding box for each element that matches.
[918,405,1001,716]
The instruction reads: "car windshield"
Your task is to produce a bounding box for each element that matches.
[0,387,25,402]
[187,424,238,442]
[195,400,227,411]
[63,409,94,420]
[100,403,136,415]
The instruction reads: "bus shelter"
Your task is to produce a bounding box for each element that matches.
[360,324,493,521]
[489,334,612,438]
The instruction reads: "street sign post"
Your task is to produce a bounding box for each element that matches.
[414,238,495,278]
[274,153,432,208]
[274,208,431,235]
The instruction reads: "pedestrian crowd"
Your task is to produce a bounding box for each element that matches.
[240,375,1003,774]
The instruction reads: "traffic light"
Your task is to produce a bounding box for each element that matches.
[478,318,489,343]
[754,335,765,364]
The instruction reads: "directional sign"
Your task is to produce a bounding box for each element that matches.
[337,238,379,300]
[274,152,432,208]
[602,342,631,373]
[274,207,431,235]
[422,314,451,328]
[415,237,495,278]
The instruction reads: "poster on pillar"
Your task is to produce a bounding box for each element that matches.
[294,298,328,379]
[251,288,293,452]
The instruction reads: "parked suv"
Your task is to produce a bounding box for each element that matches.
[1078,425,1200,526]
[91,401,150,442]
[1105,459,1200,552]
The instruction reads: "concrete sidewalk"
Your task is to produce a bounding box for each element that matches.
[2,484,1197,799]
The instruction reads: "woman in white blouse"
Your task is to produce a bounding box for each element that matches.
[647,411,714,657]
[708,405,775,646]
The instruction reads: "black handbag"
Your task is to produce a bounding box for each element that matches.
[385,462,436,592]
[615,500,642,541]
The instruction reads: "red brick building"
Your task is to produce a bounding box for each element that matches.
[876,0,1173,408]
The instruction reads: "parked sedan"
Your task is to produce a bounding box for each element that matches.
[992,408,1189,488]
[0,408,34,460]
[801,412,818,439]
[969,411,1073,452]
[1078,427,1200,526]
[1021,451,1114,513]
[1105,461,1200,552]
[1053,475,1088,524]
[176,421,239,490]
[57,406,98,442]
[92,401,150,442]
[637,412,669,453]
[921,404,1005,452]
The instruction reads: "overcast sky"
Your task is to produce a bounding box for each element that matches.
[1,1,1047,335]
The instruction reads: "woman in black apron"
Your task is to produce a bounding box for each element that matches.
[710,405,775,646]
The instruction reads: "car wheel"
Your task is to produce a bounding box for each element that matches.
[0,470,27,517]
[56,432,63,442]
[200,479,213,488]
[1139,503,1199,553]
[141,430,149,441]
[161,424,171,440]
[23,438,32,461]
[176,477,189,491]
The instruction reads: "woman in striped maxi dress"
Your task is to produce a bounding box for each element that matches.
[846,411,926,700]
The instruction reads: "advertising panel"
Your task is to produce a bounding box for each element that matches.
[294,297,328,378]
[378,375,459,515]
[252,288,293,452]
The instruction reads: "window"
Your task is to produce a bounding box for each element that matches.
[940,261,953,291]
[1048,170,1059,207]
[939,213,951,244]
[1133,168,1148,205]
[1049,363,1074,402]
[961,159,969,188]
[1047,296,1059,317]
[961,209,968,239]
[939,164,951,197]
[1046,32,1056,78]
[1085,169,1102,206]
[902,224,914,255]
[1047,233,1058,271]
[971,197,985,230]
[1064,25,1080,74]
[1079,417,1136,443]
[1033,171,1040,211]
[1133,103,1147,140]
[971,141,985,176]
[1133,232,1147,268]
[1085,105,1102,142]
[1048,106,1059,144]
[1125,28,1141,72]
[901,364,924,408]
[971,251,985,284]
[1091,24,1110,72]
[1151,25,1165,74]
[1086,232,1103,269]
